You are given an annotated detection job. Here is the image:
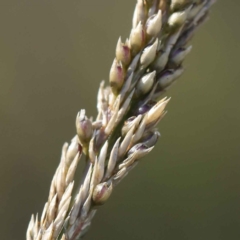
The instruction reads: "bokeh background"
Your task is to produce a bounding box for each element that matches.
[0,1,240,239]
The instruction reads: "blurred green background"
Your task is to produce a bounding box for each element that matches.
[0,1,239,239]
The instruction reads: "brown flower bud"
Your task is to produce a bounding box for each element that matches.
[116,37,131,66]
[146,10,162,39]
[76,109,93,146]
[132,0,148,28]
[92,181,113,205]
[168,11,188,30]
[109,58,126,95]
[140,39,158,68]
[130,22,146,55]
[135,70,156,97]
[144,98,170,128]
